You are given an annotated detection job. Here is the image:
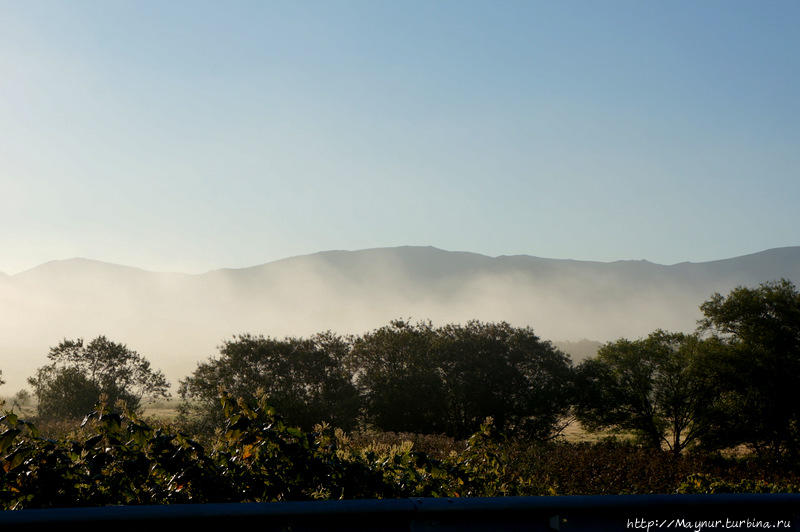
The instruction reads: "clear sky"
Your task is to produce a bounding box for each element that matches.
[1,1,798,274]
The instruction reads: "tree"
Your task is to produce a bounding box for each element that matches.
[28,336,170,421]
[179,332,360,432]
[575,330,716,455]
[349,320,573,439]
[697,279,800,459]
[349,320,448,434]
[437,321,573,439]
[10,389,31,413]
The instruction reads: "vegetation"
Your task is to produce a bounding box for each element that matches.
[696,280,800,460]
[350,320,572,439]
[349,320,446,434]
[436,321,573,440]
[574,331,718,455]
[178,332,360,432]
[2,393,799,510]
[27,336,170,421]
[2,279,800,505]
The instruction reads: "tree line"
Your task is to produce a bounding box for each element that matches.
[4,279,799,461]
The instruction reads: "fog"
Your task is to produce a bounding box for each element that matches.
[1,246,799,392]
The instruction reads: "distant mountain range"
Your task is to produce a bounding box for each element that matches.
[2,246,799,391]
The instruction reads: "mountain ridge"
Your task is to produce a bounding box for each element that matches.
[1,245,799,391]
[9,245,800,277]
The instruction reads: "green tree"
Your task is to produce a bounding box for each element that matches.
[179,332,360,432]
[349,320,447,434]
[575,330,715,455]
[28,336,170,421]
[350,320,573,439]
[437,321,573,439]
[698,279,800,459]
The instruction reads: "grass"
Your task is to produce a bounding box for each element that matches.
[141,398,183,421]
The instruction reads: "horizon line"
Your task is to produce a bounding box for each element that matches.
[3,244,799,278]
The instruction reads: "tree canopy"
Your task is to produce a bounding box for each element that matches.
[28,336,170,421]
[437,321,573,439]
[350,320,573,439]
[349,320,447,434]
[574,331,717,454]
[697,279,800,459]
[179,332,361,432]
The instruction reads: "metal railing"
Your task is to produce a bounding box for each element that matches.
[1,494,799,531]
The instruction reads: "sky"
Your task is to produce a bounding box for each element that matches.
[1,0,799,275]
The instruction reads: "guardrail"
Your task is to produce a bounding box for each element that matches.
[1,494,799,531]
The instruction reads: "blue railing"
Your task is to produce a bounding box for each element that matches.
[1,494,799,531]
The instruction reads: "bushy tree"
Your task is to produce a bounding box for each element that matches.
[179,332,360,432]
[575,330,716,455]
[28,336,170,421]
[698,279,800,459]
[437,321,573,439]
[350,320,573,439]
[349,320,448,434]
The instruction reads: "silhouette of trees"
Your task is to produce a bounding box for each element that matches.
[349,320,448,434]
[437,321,573,439]
[697,279,800,459]
[574,331,717,455]
[350,320,573,439]
[20,279,800,461]
[28,336,170,421]
[179,332,360,432]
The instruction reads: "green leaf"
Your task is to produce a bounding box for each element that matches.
[0,428,21,453]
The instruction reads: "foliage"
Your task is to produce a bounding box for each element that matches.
[0,392,464,509]
[28,366,101,421]
[574,331,716,454]
[8,280,800,505]
[346,430,464,459]
[178,332,360,432]
[698,279,800,460]
[677,473,800,494]
[28,336,170,421]
[3,391,800,509]
[437,321,573,439]
[350,320,573,439]
[11,390,30,408]
[349,320,447,434]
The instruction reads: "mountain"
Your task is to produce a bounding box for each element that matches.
[1,246,799,391]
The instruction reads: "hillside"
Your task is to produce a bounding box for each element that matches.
[1,246,799,390]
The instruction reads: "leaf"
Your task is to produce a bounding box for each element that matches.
[0,413,19,428]
[84,434,103,449]
[0,428,21,453]
[3,450,25,472]
[242,444,255,460]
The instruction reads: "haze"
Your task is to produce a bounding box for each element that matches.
[1,246,800,391]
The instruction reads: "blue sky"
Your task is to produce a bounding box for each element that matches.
[1,1,798,274]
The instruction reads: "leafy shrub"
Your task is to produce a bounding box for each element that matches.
[677,473,800,494]
[4,395,800,510]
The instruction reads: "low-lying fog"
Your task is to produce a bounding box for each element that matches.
[1,246,799,392]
